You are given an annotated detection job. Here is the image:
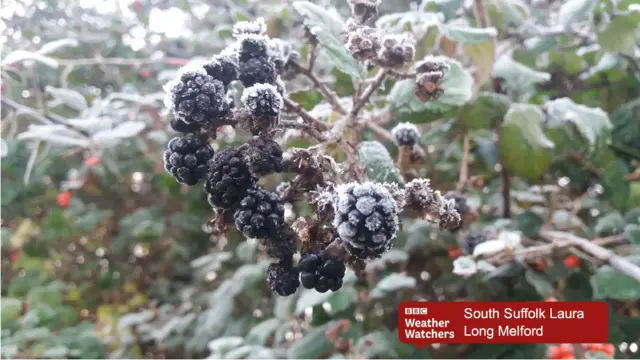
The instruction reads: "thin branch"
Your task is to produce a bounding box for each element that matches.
[282,97,329,131]
[291,61,346,115]
[472,0,489,28]
[366,121,396,144]
[308,43,318,72]
[53,57,189,67]
[540,231,640,284]
[1,97,91,138]
[351,69,388,116]
[501,166,511,218]
[456,133,470,192]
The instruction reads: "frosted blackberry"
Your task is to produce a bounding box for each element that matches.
[377,34,415,69]
[204,148,256,209]
[345,25,380,62]
[298,251,345,293]
[268,38,299,76]
[238,57,277,87]
[245,137,284,176]
[170,118,201,134]
[203,54,238,86]
[264,227,298,261]
[164,70,229,127]
[463,232,488,255]
[163,137,214,186]
[332,182,400,260]
[241,83,283,119]
[234,188,285,239]
[267,261,300,296]
[445,192,468,218]
[238,34,270,62]
[391,122,420,147]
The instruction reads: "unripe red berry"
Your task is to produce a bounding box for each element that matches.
[84,156,101,168]
[448,247,463,259]
[57,191,72,208]
[564,255,580,269]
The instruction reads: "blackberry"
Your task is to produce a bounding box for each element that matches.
[204,148,256,209]
[241,83,283,119]
[238,34,270,62]
[267,261,300,296]
[163,137,214,186]
[391,122,420,147]
[445,192,468,218]
[245,137,284,176]
[463,232,488,255]
[203,54,238,86]
[234,188,285,239]
[332,182,400,260]
[298,251,345,293]
[239,57,277,87]
[264,227,298,261]
[170,118,201,134]
[164,70,229,127]
[377,34,415,69]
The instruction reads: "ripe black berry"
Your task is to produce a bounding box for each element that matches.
[234,188,285,239]
[298,251,345,293]
[239,57,277,87]
[241,83,283,119]
[267,261,300,296]
[204,148,256,209]
[164,70,230,127]
[264,227,297,261]
[238,34,270,62]
[245,137,284,176]
[163,137,214,186]
[444,192,467,231]
[391,122,421,147]
[203,54,238,86]
[170,118,201,134]
[463,232,488,255]
[332,182,400,260]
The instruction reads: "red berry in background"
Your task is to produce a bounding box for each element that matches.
[57,191,72,208]
[133,0,143,11]
[564,255,580,269]
[448,247,463,259]
[139,68,153,79]
[84,156,101,168]
[545,297,558,302]
[9,249,20,263]
[535,259,546,271]
[1,82,6,95]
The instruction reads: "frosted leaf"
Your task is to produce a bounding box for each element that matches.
[232,18,267,37]
[338,222,357,239]
[355,196,376,216]
[472,239,506,257]
[358,141,404,184]
[452,256,477,277]
[365,212,383,231]
[498,231,522,249]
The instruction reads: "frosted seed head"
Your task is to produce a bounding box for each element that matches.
[391,122,421,146]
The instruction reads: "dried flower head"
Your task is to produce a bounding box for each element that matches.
[345,25,381,62]
[377,34,415,68]
[415,71,446,102]
[415,55,450,74]
[403,178,461,230]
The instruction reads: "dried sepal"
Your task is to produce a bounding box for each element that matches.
[403,178,461,230]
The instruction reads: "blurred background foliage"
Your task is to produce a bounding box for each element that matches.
[1,0,640,358]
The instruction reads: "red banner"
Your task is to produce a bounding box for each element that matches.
[398,301,609,346]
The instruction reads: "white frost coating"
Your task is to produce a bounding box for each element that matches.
[452,256,477,277]
[371,233,386,244]
[338,222,357,238]
[355,196,376,216]
[337,193,355,214]
[391,122,420,138]
[238,33,270,50]
[162,66,208,110]
[414,55,450,72]
[377,198,395,215]
[348,210,361,225]
[365,212,383,231]
[232,18,267,37]
[240,83,283,111]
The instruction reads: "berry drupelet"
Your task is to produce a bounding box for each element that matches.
[204,148,256,210]
[164,70,230,128]
[332,182,400,260]
[245,137,284,176]
[267,260,300,296]
[234,188,285,239]
[391,122,421,147]
[163,137,214,186]
[298,251,346,293]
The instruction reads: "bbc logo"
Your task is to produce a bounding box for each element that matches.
[405,307,428,315]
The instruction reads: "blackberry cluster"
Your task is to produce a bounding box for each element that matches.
[164,70,229,128]
[163,137,214,186]
[391,122,421,147]
[345,24,380,62]
[414,56,450,103]
[264,227,297,261]
[203,54,238,86]
[245,137,284,176]
[377,34,415,69]
[237,34,278,88]
[234,188,285,239]
[204,148,256,209]
[332,182,400,260]
[267,261,300,296]
[298,251,346,293]
[463,232,488,255]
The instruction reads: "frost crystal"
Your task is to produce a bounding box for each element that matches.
[241,83,283,118]
[332,182,400,260]
[238,33,271,61]
[232,18,267,37]
[391,122,421,146]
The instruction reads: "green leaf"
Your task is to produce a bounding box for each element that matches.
[598,12,640,56]
[1,298,22,323]
[292,1,365,79]
[286,322,336,359]
[457,92,511,130]
[441,24,498,43]
[558,0,598,29]
[464,40,496,87]
[370,273,416,299]
[326,286,358,314]
[358,141,404,185]
[245,318,282,346]
[513,211,544,237]
[544,97,612,148]
[611,98,640,155]
[594,212,626,236]
[498,104,554,181]
[42,345,69,358]
[356,331,399,358]
[624,224,640,245]
[591,255,640,300]
[295,289,333,315]
[207,336,244,354]
[602,159,630,211]
[525,271,555,298]
[492,54,550,98]
[45,86,88,112]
